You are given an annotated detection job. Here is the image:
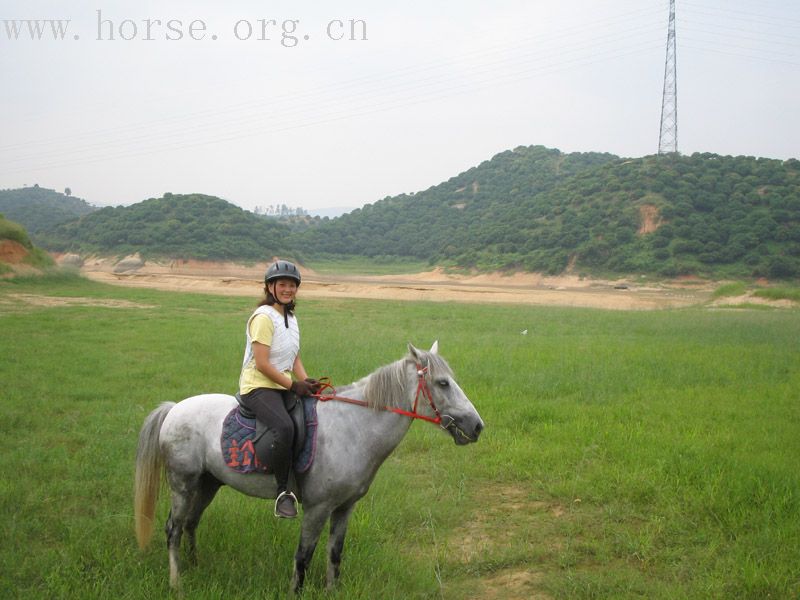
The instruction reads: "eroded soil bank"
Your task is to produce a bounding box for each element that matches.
[77,258,713,310]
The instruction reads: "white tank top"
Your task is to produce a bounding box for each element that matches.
[240,305,300,373]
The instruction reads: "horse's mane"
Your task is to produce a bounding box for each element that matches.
[361,351,454,410]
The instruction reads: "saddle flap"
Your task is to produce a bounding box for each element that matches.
[222,396,318,475]
[235,393,257,420]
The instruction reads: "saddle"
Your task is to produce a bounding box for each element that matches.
[221,393,318,475]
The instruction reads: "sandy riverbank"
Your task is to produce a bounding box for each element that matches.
[77,258,713,310]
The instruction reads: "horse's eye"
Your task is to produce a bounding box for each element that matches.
[436,379,450,388]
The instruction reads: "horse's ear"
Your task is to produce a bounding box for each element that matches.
[430,340,439,355]
[407,343,422,362]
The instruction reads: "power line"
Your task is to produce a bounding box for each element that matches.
[1,5,666,155]
[0,16,667,171]
[681,1,800,28]
[680,31,800,59]
[0,41,663,176]
[1,23,665,163]
[681,41,800,68]
[678,20,800,47]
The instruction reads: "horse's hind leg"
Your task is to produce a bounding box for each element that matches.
[165,495,187,588]
[184,473,222,566]
[164,471,203,589]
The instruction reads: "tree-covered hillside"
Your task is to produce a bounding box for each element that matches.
[296,148,800,278]
[498,153,800,278]
[39,193,292,261]
[298,145,617,260]
[16,145,800,279]
[0,186,96,234]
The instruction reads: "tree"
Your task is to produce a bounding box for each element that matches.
[64,187,72,196]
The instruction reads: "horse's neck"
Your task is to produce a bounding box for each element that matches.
[320,377,414,467]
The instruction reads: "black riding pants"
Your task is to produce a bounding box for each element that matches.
[239,388,294,489]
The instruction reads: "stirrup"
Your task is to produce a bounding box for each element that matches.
[274,491,298,519]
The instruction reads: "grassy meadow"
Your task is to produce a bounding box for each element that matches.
[1,274,799,599]
[307,256,432,276]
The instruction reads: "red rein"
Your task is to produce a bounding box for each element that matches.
[313,365,443,426]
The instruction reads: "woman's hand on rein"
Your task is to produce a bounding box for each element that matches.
[291,379,316,397]
[304,378,323,394]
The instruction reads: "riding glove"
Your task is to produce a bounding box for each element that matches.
[304,378,323,394]
[290,379,315,397]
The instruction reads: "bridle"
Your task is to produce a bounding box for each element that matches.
[314,364,455,429]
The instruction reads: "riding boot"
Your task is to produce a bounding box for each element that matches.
[239,389,297,518]
[275,488,298,519]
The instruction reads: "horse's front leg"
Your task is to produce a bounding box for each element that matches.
[292,504,330,594]
[326,503,356,590]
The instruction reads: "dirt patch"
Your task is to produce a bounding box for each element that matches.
[5,293,156,310]
[447,483,566,599]
[481,569,552,600]
[709,293,796,309]
[76,260,712,310]
[0,240,28,264]
[637,205,662,235]
[453,484,568,563]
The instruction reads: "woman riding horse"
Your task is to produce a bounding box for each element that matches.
[238,259,321,518]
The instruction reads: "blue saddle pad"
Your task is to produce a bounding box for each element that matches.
[220,397,318,475]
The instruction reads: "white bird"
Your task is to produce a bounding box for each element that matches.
[520,329,528,335]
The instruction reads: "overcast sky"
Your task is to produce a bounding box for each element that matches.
[1,0,798,213]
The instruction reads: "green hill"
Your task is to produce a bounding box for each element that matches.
[0,186,97,235]
[38,193,292,261]
[296,147,800,279]
[298,145,617,260]
[507,153,800,278]
[20,146,800,279]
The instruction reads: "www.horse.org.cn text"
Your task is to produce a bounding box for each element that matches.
[1,11,368,46]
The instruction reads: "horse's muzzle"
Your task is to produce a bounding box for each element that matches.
[442,415,484,445]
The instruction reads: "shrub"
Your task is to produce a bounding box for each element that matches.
[754,287,800,302]
[0,218,32,248]
[712,282,747,298]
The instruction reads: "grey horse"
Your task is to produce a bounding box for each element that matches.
[134,342,484,593]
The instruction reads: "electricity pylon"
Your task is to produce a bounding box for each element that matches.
[658,0,678,155]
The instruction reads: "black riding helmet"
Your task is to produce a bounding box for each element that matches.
[264,260,301,327]
[265,259,301,286]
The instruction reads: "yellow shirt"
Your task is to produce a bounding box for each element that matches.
[239,313,294,394]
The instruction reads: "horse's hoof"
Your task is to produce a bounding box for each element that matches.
[290,573,303,596]
[326,568,340,591]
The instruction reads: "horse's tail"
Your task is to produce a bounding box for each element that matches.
[134,401,175,550]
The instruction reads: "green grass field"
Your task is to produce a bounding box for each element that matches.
[1,275,799,599]
[306,256,432,276]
